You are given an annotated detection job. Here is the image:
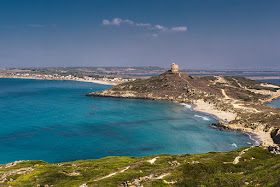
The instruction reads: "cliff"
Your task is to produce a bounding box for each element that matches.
[87,71,280,144]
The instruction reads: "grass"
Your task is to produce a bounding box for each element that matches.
[1,147,280,187]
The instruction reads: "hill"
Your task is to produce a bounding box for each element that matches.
[1,147,280,186]
[87,70,280,144]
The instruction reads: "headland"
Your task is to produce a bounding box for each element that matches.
[1,65,280,186]
[87,64,280,146]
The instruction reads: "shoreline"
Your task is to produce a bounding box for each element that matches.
[248,76,280,80]
[191,100,275,146]
[1,77,277,148]
[0,76,118,85]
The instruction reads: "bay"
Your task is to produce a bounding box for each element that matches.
[0,78,254,164]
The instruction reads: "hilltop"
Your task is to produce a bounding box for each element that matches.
[87,69,280,145]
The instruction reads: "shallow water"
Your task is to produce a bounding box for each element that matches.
[0,78,254,164]
[262,79,280,108]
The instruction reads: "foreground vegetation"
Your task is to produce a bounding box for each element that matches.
[1,146,279,186]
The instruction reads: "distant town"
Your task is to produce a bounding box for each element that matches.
[0,67,167,85]
[1,67,280,85]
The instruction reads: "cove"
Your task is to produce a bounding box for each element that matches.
[0,78,254,164]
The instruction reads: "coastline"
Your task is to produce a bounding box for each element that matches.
[248,76,280,80]
[2,76,277,147]
[0,76,118,85]
[191,100,275,146]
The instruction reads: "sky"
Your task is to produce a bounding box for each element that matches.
[0,0,279,70]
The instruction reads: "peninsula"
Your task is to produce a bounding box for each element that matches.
[1,65,280,186]
[87,64,280,146]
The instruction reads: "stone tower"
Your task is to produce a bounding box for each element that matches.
[171,63,179,73]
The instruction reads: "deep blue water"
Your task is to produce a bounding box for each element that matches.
[0,78,255,164]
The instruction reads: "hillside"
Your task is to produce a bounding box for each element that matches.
[1,147,280,186]
[87,71,280,103]
[87,71,280,144]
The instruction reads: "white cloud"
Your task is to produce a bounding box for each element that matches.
[171,26,187,32]
[135,23,151,27]
[111,18,122,25]
[102,18,134,26]
[102,19,110,25]
[122,19,134,24]
[102,18,187,36]
[28,24,45,28]
[154,24,168,31]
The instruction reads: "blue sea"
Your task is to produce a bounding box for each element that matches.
[0,78,256,164]
[262,79,280,108]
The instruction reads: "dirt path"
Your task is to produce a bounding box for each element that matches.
[93,166,130,181]
[233,147,251,164]
[221,89,259,112]
[147,157,160,164]
[221,89,231,99]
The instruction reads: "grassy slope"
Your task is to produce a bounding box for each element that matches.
[1,147,279,187]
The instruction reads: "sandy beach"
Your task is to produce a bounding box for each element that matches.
[193,100,236,122]
[75,78,118,85]
[248,76,280,80]
[1,76,276,146]
[192,100,276,146]
[0,76,119,85]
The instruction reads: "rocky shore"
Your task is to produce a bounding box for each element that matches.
[87,69,280,147]
[190,100,276,146]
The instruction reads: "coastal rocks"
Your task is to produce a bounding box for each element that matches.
[168,160,180,166]
[268,145,280,154]
[86,70,280,147]
[3,160,24,168]
[119,175,153,187]
[0,167,34,183]
[118,173,173,187]
[271,128,280,144]
[209,123,231,130]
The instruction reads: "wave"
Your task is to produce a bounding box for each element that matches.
[231,143,237,148]
[180,103,192,109]
[244,132,260,146]
[194,114,210,121]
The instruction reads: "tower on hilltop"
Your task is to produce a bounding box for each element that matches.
[171,63,179,73]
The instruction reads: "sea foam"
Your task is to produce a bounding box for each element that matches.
[180,103,192,109]
[245,133,261,146]
[194,114,210,121]
[231,143,237,148]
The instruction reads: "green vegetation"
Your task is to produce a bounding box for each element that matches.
[225,76,280,92]
[199,76,217,82]
[1,147,279,186]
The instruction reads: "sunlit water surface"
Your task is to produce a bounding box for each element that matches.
[0,78,255,164]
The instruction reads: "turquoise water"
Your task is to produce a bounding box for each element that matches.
[0,78,254,164]
[262,79,280,108]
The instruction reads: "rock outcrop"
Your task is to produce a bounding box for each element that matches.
[87,69,280,145]
[271,128,280,144]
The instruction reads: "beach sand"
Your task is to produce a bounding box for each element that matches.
[193,100,236,122]
[76,78,118,85]
[192,100,276,146]
[0,76,119,85]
